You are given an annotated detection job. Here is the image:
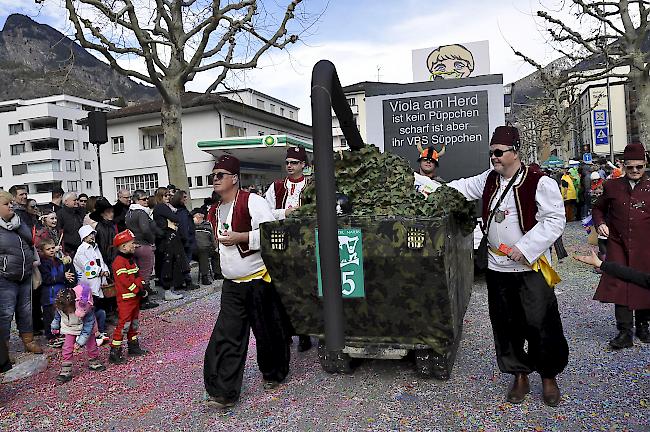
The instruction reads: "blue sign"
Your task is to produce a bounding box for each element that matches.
[583,152,592,163]
[593,110,608,127]
[595,127,609,145]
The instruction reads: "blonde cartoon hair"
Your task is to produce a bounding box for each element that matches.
[426,44,475,73]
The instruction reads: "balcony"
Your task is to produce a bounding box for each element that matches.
[27,116,57,130]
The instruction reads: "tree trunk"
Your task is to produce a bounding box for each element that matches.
[631,71,650,147]
[161,82,191,196]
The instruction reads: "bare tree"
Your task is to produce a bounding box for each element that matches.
[54,0,305,193]
[514,0,650,152]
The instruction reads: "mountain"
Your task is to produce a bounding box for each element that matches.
[0,13,158,103]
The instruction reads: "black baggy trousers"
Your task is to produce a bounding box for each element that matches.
[203,278,290,401]
[485,269,569,378]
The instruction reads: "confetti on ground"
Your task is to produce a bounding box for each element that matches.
[0,223,648,431]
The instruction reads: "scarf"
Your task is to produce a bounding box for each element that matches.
[0,214,21,231]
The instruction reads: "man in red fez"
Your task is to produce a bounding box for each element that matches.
[264,146,313,352]
[204,155,291,409]
[592,142,650,348]
[448,125,568,407]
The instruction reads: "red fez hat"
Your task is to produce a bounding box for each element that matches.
[113,229,136,247]
[622,142,647,161]
[490,126,521,149]
[286,146,307,162]
[213,155,240,174]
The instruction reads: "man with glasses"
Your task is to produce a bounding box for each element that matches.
[593,142,650,349]
[204,155,290,409]
[264,146,313,352]
[265,147,309,220]
[447,125,568,407]
[113,189,131,232]
[413,146,445,198]
[57,192,85,254]
[78,194,89,210]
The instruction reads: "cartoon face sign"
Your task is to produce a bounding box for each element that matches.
[427,44,475,80]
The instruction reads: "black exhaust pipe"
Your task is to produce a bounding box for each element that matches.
[311,60,364,353]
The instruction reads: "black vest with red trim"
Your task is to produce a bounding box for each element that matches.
[207,190,255,258]
[481,165,546,233]
[273,176,306,209]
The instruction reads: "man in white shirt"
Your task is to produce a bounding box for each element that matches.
[448,126,568,407]
[204,155,290,409]
[265,146,313,352]
[265,146,309,220]
[413,145,445,198]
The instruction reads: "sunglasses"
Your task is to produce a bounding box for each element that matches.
[624,164,646,171]
[29,205,38,209]
[285,160,302,166]
[79,199,88,203]
[213,172,236,181]
[489,148,515,158]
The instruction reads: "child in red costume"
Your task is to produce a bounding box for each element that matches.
[109,230,149,364]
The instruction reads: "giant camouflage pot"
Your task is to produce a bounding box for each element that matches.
[260,215,473,379]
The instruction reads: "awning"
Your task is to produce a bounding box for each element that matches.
[541,155,564,167]
[197,135,313,171]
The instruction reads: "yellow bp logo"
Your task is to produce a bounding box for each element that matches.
[263,135,277,147]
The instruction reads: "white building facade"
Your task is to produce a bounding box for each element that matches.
[101,93,311,207]
[0,95,116,203]
[218,88,300,122]
[331,82,370,151]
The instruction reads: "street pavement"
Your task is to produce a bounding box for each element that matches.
[1,222,648,431]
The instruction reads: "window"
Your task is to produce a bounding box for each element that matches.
[195,176,203,187]
[347,97,356,106]
[280,107,285,116]
[269,103,276,113]
[63,119,73,131]
[10,144,25,155]
[112,136,125,153]
[225,124,246,137]
[82,124,88,130]
[206,175,212,185]
[114,173,159,197]
[12,164,27,176]
[84,161,92,170]
[142,131,164,150]
[340,138,348,148]
[289,111,294,119]
[257,99,265,109]
[187,177,193,188]
[9,123,23,135]
[64,140,75,151]
[83,142,90,150]
[65,160,76,172]
[32,140,59,151]
[34,181,62,193]
[66,181,79,192]
[86,181,92,189]
[0,167,2,177]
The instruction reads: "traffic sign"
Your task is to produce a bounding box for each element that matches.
[593,110,608,127]
[583,152,592,163]
[595,127,609,145]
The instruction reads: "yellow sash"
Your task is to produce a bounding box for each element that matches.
[490,247,561,288]
[233,267,272,283]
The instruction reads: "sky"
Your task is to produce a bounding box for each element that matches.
[0,0,573,123]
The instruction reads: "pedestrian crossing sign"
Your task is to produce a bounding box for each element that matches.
[595,127,609,145]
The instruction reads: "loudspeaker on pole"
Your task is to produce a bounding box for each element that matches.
[88,111,108,144]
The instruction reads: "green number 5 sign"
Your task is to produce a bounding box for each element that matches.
[316,228,365,298]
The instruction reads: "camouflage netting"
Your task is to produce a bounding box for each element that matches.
[292,144,477,235]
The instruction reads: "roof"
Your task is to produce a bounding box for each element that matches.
[217,88,300,110]
[341,81,384,94]
[105,91,312,133]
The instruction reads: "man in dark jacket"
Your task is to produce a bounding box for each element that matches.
[592,142,650,348]
[113,189,131,232]
[0,190,42,354]
[9,185,32,230]
[56,192,85,254]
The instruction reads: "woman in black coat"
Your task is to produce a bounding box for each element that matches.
[170,190,197,290]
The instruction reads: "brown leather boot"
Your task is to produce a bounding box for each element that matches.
[542,378,561,407]
[506,373,530,404]
[20,333,43,354]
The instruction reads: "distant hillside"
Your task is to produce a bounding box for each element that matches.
[0,13,158,103]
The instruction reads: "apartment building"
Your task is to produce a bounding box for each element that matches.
[0,95,116,203]
[218,88,300,121]
[331,82,371,151]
